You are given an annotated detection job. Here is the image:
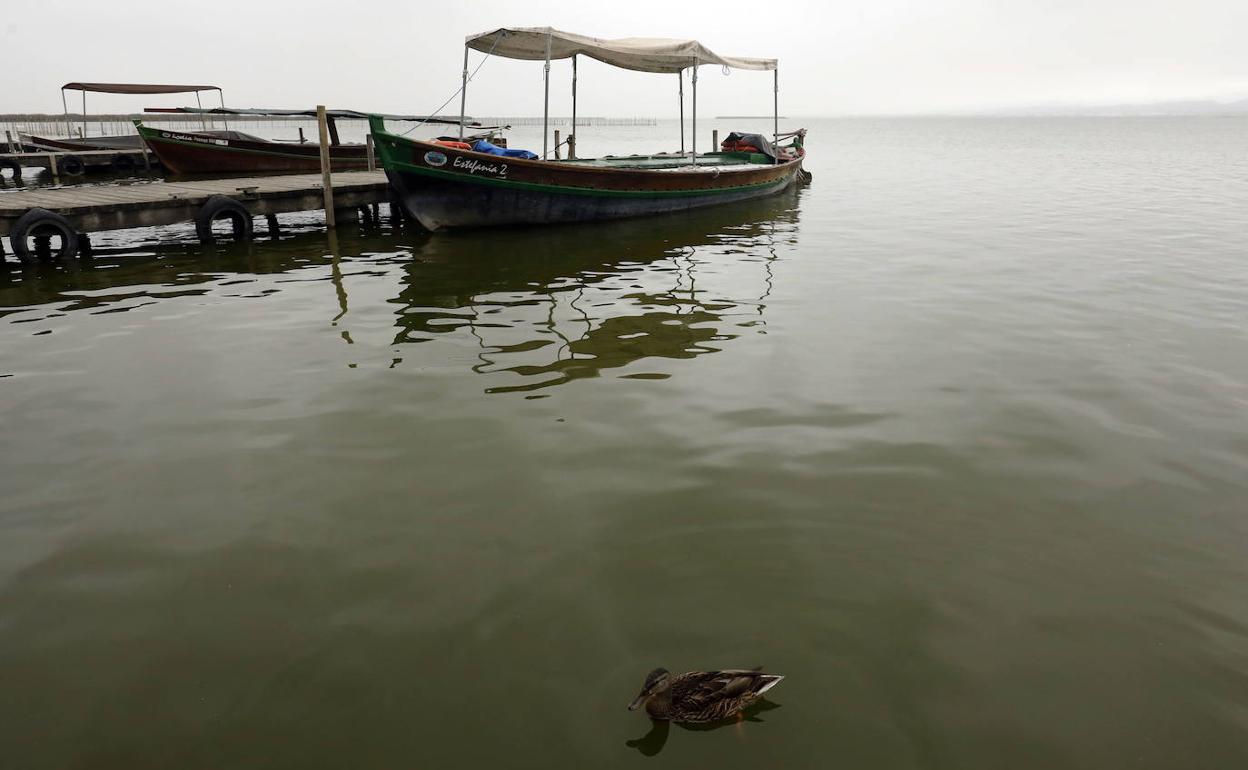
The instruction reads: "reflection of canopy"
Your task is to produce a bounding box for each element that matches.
[62,83,220,95]
[466,27,776,73]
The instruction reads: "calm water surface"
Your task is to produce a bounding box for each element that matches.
[2,118,1248,769]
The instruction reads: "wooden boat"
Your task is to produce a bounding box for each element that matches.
[372,27,807,231]
[19,133,148,152]
[135,123,369,175]
[25,82,226,153]
[135,109,480,176]
[372,121,805,230]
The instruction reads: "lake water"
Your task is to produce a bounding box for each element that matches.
[2,117,1248,769]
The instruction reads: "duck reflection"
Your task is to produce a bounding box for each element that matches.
[390,190,802,394]
[625,700,784,757]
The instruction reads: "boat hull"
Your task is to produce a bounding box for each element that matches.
[385,165,800,230]
[371,126,804,231]
[136,126,370,175]
[20,133,146,152]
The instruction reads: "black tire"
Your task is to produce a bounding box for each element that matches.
[57,155,85,177]
[0,158,21,180]
[194,195,253,244]
[110,153,137,174]
[10,208,79,264]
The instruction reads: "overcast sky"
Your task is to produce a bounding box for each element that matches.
[3,0,1246,117]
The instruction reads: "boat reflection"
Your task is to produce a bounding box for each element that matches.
[1,188,803,395]
[390,190,802,393]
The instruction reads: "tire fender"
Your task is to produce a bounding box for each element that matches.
[110,153,137,174]
[0,158,21,180]
[194,195,253,244]
[10,208,79,264]
[58,155,86,176]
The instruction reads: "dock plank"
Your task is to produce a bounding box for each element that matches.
[0,171,389,236]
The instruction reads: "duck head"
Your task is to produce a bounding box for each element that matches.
[628,668,672,711]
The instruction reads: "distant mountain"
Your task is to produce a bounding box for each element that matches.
[993,98,1248,117]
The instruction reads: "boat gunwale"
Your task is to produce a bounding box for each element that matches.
[373,129,802,194]
[136,125,367,161]
[387,159,796,199]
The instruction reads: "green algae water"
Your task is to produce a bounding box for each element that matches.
[2,117,1248,769]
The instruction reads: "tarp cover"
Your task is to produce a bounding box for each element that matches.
[722,131,777,160]
[466,27,776,73]
[63,83,221,94]
[471,139,539,160]
[144,107,480,125]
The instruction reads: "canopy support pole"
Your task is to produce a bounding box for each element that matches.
[458,44,470,140]
[542,30,552,159]
[195,91,206,130]
[61,89,70,138]
[679,71,685,154]
[691,62,697,167]
[773,68,779,165]
[570,54,577,159]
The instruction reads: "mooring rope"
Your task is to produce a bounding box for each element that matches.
[400,32,507,136]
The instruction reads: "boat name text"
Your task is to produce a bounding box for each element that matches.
[160,131,229,147]
[452,157,507,178]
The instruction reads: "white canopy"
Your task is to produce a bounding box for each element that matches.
[465,27,777,73]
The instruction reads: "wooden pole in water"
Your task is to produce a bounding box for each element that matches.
[554,129,561,160]
[4,130,15,154]
[366,134,376,171]
[317,105,335,229]
[712,129,718,153]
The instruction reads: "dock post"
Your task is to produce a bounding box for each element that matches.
[712,129,718,152]
[48,153,60,184]
[366,134,376,172]
[317,105,336,229]
[554,130,561,160]
[567,134,576,160]
[4,130,16,154]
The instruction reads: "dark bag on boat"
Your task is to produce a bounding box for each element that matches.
[720,131,777,160]
[471,140,539,160]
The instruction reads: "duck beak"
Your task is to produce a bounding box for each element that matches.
[627,691,648,711]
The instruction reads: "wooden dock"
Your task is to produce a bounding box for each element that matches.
[1,148,156,180]
[1,171,391,263]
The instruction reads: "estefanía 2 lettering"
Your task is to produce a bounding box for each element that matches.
[452,156,507,177]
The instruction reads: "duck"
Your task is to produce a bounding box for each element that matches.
[627,667,784,723]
